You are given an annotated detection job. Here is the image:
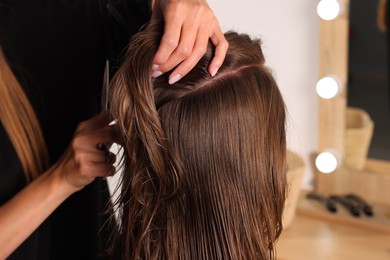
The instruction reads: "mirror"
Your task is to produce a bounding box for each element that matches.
[348,0,390,161]
[315,0,390,206]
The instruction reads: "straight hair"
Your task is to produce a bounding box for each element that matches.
[109,22,287,260]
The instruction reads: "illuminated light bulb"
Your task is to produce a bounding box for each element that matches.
[315,151,340,174]
[317,0,342,21]
[316,76,341,99]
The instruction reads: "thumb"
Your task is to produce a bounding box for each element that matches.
[76,112,112,133]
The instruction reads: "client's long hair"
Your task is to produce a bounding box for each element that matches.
[109,22,287,260]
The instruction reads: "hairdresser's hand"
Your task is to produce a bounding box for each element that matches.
[52,113,118,192]
[151,0,228,84]
[0,113,118,259]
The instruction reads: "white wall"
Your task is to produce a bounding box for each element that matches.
[209,0,320,189]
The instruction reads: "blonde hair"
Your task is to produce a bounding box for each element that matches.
[110,22,287,259]
[0,49,48,181]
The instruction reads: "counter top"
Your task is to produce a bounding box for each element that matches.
[276,192,390,260]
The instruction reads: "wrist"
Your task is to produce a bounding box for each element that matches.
[46,163,82,199]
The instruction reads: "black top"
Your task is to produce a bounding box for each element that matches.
[0,1,150,259]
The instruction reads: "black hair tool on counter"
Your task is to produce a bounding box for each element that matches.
[344,194,374,217]
[329,195,361,217]
[306,192,338,213]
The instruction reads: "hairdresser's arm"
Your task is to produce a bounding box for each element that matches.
[149,0,228,84]
[0,114,117,259]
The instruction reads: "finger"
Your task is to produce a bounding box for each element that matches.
[158,20,200,81]
[108,169,117,177]
[208,19,229,77]
[152,12,184,69]
[91,151,117,165]
[74,125,120,152]
[166,22,210,84]
[96,144,118,164]
[85,163,116,178]
[96,143,111,164]
[112,124,124,146]
[105,124,121,145]
[76,112,111,133]
[74,148,105,163]
[77,149,115,168]
[108,152,117,165]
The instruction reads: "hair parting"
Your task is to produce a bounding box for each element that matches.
[109,21,287,260]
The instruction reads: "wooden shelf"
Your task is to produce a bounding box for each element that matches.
[296,191,390,234]
[277,191,390,260]
[315,159,390,207]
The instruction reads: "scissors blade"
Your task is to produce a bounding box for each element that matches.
[101,60,110,113]
[101,60,111,164]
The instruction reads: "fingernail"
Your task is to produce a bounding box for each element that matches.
[169,74,181,85]
[211,67,219,77]
[97,143,105,150]
[152,64,160,70]
[152,70,163,78]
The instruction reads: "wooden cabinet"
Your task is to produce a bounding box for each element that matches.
[277,192,390,260]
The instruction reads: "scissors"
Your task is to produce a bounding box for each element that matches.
[100,60,111,164]
[101,60,110,114]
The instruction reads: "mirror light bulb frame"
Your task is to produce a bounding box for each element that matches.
[316,75,342,99]
[315,150,341,174]
[317,0,342,21]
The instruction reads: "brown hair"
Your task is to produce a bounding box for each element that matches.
[109,22,287,260]
[0,49,48,181]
